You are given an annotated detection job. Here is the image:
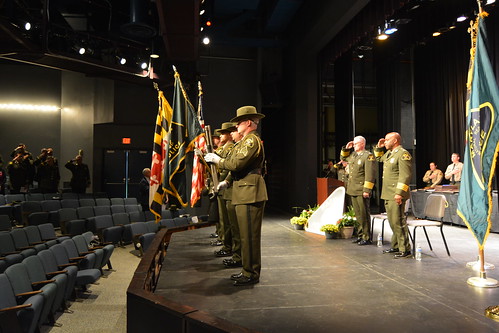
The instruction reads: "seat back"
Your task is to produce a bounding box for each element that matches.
[37,223,57,241]
[0,232,17,254]
[26,193,44,201]
[28,211,50,226]
[111,205,125,214]
[43,193,60,200]
[129,222,147,237]
[124,197,138,205]
[110,197,124,205]
[41,200,61,212]
[128,211,145,222]
[77,206,95,219]
[145,221,159,233]
[22,255,47,284]
[94,205,111,216]
[61,199,79,209]
[112,212,130,226]
[5,263,33,293]
[49,244,70,266]
[61,192,78,200]
[58,208,78,223]
[174,217,189,227]
[159,219,176,229]
[23,226,44,245]
[0,194,5,206]
[79,198,96,207]
[5,194,25,204]
[424,194,447,220]
[87,215,114,233]
[0,215,12,231]
[10,228,31,249]
[139,233,156,252]
[95,198,110,206]
[72,235,90,253]
[125,204,140,213]
[161,210,173,219]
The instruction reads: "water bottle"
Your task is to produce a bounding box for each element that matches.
[377,233,382,247]
[415,244,422,261]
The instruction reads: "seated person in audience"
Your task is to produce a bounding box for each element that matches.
[444,153,463,187]
[422,162,443,188]
[139,168,151,211]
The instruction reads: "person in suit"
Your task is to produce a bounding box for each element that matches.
[374,132,412,258]
[422,162,443,188]
[139,168,151,211]
[340,136,376,245]
[205,106,267,286]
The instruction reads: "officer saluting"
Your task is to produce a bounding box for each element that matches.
[374,132,412,258]
[205,106,267,286]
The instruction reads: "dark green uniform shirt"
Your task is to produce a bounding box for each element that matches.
[341,147,376,196]
[374,146,412,200]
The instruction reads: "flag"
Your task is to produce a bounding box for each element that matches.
[164,71,205,207]
[150,90,173,221]
[457,12,499,249]
[190,82,207,206]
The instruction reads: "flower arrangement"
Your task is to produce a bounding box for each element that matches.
[336,205,358,228]
[320,224,340,233]
[290,204,319,226]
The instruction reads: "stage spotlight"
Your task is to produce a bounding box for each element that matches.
[384,21,398,35]
[456,15,467,22]
[79,47,86,55]
[24,22,31,31]
[140,62,148,70]
[202,37,210,45]
[432,31,441,37]
[150,53,159,59]
[119,57,127,65]
[200,9,205,15]
[486,0,496,5]
[206,20,212,27]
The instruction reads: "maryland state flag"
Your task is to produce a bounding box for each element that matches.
[190,82,207,207]
[150,90,173,221]
[164,70,205,207]
[457,12,499,249]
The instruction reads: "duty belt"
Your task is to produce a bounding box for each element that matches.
[233,168,262,181]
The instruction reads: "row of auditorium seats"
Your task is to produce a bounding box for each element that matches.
[0,231,112,333]
[0,192,108,205]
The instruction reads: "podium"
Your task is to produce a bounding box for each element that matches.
[317,178,344,205]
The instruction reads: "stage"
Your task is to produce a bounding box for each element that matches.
[154,212,499,332]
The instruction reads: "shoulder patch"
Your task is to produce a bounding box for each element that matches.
[401,152,412,161]
[245,137,255,148]
[368,155,375,161]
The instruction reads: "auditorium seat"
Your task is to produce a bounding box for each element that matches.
[60,199,79,209]
[139,233,156,253]
[25,193,44,202]
[76,206,95,219]
[10,228,46,253]
[128,210,146,223]
[145,221,159,233]
[28,211,50,226]
[65,219,87,237]
[0,194,6,206]
[78,198,95,207]
[57,208,78,234]
[161,210,173,220]
[0,273,44,333]
[110,198,124,206]
[81,231,114,270]
[0,232,36,259]
[20,202,43,225]
[95,198,110,206]
[5,194,25,204]
[24,225,57,248]
[125,204,140,213]
[159,219,176,229]
[0,215,12,231]
[61,193,78,200]
[37,223,70,244]
[5,263,57,326]
[110,205,125,214]
[124,197,138,206]
[60,239,96,271]
[37,249,75,304]
[72,235,104,270]
[93,205,111,216]
[43,193,60,200]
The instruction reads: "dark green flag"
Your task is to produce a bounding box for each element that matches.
[457,13,499,248]
[164,70,204,207]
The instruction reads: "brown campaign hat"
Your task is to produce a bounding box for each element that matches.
[215,122,236,134]
[230,106,265,123]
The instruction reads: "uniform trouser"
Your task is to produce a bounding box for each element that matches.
[226,200,241,263]
[350,195,370,240]
[235,201,265,279]
[385,199,411,252]
[207,196,220,235]
[218,196,231,252]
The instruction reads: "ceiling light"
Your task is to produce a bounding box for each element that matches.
[377,34,388,40]
[432,31,441,37]
[456,15,467,22]
[150,53,159,59]
[119,57,127,65]
[200,9,205,15]
[486,0,496,5]
[140,62,148,70]
[79,47,86,55]
[24,22,31,31]
[202,37,210,45]
[200,27,204,31]
[206,21,212,27]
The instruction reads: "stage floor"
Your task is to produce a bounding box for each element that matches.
[155,212,499,333]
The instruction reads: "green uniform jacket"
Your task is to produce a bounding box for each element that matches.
[374,146,412,200]
[341,147,376,196]
[216,142,234,196]
[219,131,268,205]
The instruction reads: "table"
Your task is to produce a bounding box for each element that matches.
[410,190,499,233]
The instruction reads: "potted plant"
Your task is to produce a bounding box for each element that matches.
[290,204,319,230]
[320,224,340,239]
[336,205,358,239]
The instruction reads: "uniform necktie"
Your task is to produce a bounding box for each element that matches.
[451,164,455,184]
[429,171,433,185]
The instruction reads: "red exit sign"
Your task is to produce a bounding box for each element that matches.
[122,137,131,144]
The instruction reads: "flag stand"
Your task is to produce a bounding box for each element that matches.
[467,249,498,288]
[466,254,495,271]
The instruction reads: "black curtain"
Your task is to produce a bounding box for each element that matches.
[413,26,469,187]
[375,53,402,134]
[334,51,354,149]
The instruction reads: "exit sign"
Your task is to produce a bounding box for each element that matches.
[122,137,131,144]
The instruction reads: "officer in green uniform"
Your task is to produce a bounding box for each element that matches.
[213,122,235,258]
[374,132,412,258]
[220,124,243,268]
[340,136,376,245]
[205,106,267,286]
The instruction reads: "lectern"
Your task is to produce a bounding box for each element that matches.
[317,178,344,205]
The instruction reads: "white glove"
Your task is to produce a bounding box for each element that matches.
[217,180,228,191]
[204,153,221,164]
[194,148,203,157]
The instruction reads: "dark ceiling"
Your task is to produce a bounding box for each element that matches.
[0,0,304,85]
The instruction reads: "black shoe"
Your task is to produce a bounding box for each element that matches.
[224,259,242,268]
[383,248,399,254]
[230,272,244,281]
[358,239,372,246]
[352,238,362,243]
[210,233,219,238]
[233,276,259,286]
[210,240,223,246]
[394,251,412,259]
[214,249,232,257]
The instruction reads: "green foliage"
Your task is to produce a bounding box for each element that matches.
[336,205,358,228]
[290,216,308,225]
[290,204,320,226]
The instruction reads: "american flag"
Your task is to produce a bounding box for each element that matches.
[190,81,207,206]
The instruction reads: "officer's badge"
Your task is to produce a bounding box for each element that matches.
[401,152,412,161]
[358,160,362,165]
[245,137,255,148]
[390,158,395,163]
